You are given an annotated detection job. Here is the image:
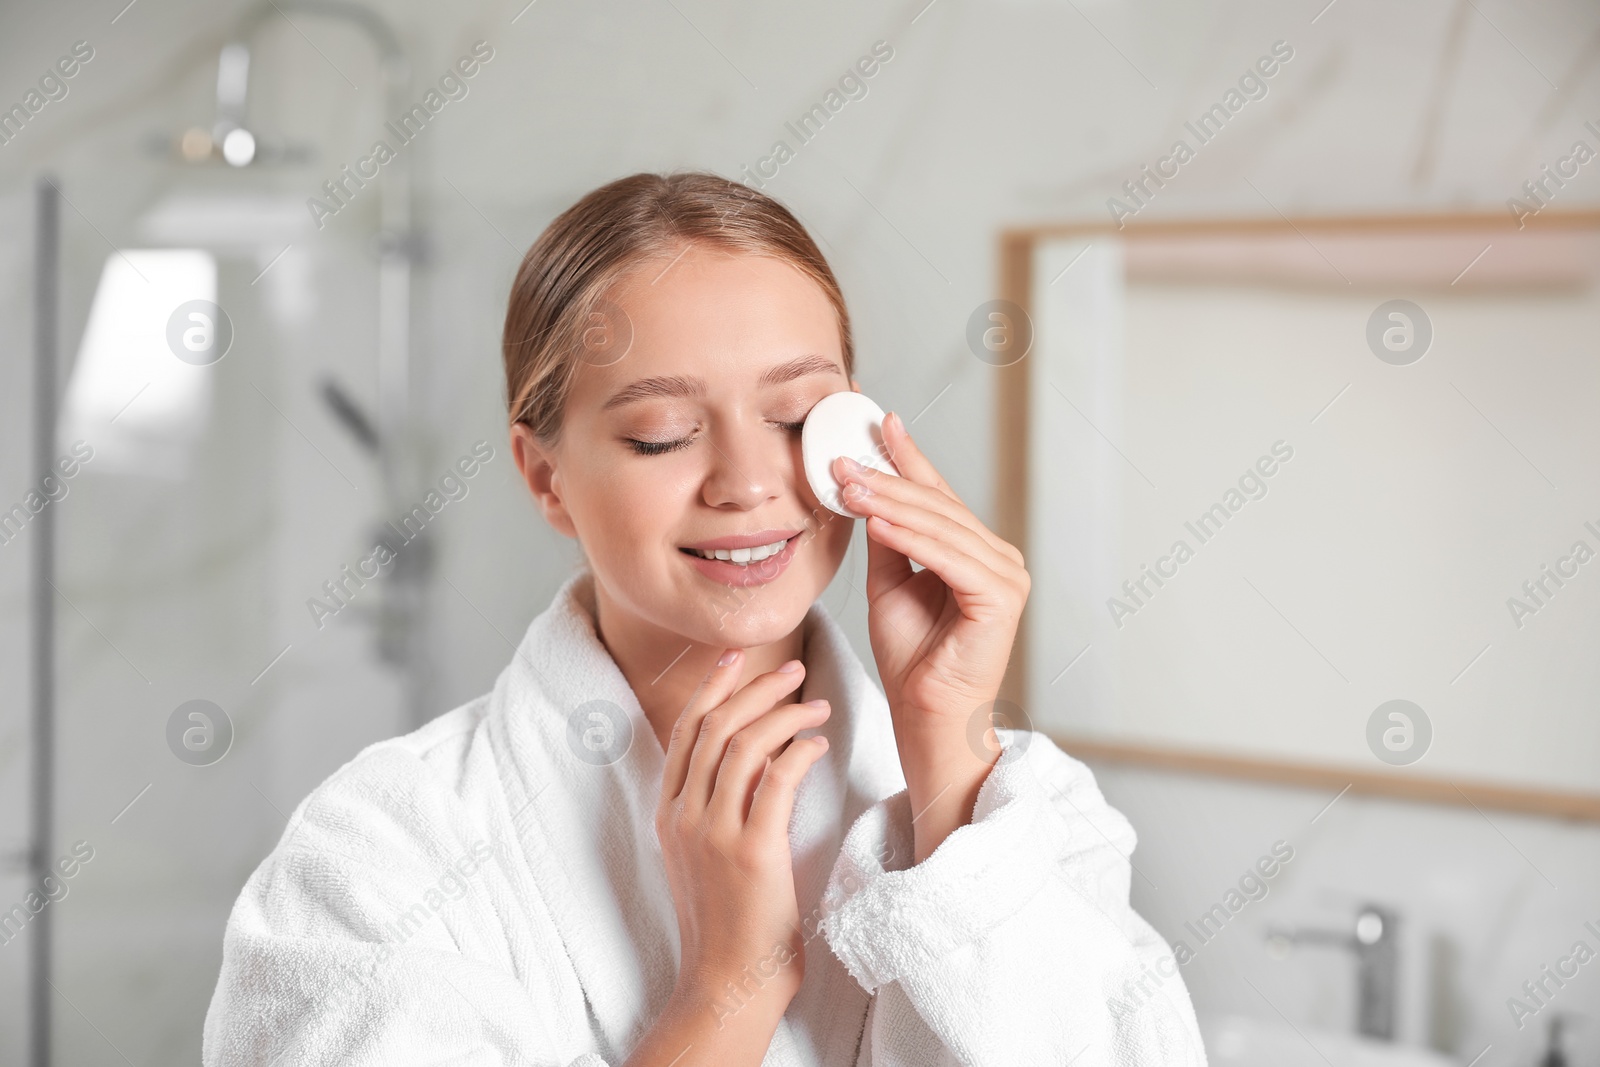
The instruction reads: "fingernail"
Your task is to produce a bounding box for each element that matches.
[840,455,865,475]
[778,659,802,673]
[845,481,872,499]
[805,698,829,707]
[717,649,739,667]
[886,411,902,432]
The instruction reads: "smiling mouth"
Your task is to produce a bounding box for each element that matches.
[680,537,792,565]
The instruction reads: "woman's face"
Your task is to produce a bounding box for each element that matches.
[518,243,857,649]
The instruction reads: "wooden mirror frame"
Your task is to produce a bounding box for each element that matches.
[995,209,1600,824]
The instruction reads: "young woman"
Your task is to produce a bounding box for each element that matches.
[204,172,1206,1066]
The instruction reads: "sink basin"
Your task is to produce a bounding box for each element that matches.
[1200,1014,1458,1067]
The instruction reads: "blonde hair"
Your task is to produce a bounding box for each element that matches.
[502,171,855,445]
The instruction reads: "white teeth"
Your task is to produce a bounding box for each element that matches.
[690,538,790,565]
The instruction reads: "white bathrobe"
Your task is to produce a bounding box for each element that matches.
[203,569,1207,1066]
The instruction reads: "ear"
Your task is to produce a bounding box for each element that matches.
[510,422,579,539]
[849,376,862,393]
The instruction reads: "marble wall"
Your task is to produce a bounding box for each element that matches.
[0,0,1596,1062]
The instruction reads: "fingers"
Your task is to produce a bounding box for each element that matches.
[676,660,807,817]
[880,410,963,505]
[835,417,1025,568]
[706,698,831,833]
[836,452,959,524]
[842,476,1017,581]
[745,731,830,846]
[839,471,1026,605]
[862,513,1012,607]
[659,648,747,805]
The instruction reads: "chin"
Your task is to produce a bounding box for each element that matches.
[671,572,827,647]
[705,606,808,647]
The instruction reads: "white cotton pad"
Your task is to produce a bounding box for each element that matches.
[801,391,901,518]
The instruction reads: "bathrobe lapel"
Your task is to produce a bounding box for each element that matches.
[485,570,898,1064]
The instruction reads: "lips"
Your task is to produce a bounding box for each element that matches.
[680,528,803,551]
[679,530,803,588]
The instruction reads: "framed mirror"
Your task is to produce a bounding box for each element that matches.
[996,212,1600,822]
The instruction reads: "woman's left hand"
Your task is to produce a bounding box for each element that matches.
[832,410,1030,862]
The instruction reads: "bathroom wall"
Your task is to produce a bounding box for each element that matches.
[0,0,1596,1063]
[1093,762,1600,1063]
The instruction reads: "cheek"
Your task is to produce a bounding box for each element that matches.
[795,510,853,588]
[605,461,674,505]
[580,461,689,545]
[822,514,855,567]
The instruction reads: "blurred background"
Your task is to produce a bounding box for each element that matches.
[1,0,1598,1064]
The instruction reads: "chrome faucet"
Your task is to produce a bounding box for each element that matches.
[1266,904,1398,1040]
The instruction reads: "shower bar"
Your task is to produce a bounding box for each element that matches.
[30,174,60,1067]
[215,2,431,726]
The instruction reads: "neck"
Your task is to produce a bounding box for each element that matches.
[590,576,807,753]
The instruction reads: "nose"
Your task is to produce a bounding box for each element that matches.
[700,418,788,510]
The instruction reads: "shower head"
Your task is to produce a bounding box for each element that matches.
[211,41,255,165]
[162,1,407,169]
[168,39,256,167]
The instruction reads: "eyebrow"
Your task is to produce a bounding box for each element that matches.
[600,353,844,411]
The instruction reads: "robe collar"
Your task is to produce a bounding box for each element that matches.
[487,568,898,1062]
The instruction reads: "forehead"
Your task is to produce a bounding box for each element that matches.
[589,245,843,384]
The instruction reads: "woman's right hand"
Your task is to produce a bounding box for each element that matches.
[653,649,831,1031]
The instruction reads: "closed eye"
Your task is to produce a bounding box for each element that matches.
[626,421,804,457]
[626,435,693,456]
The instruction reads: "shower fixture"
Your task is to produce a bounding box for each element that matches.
[29,23,432,1062]
[174,0,433,718]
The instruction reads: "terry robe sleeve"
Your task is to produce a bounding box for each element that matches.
[204,570,1203,1066]
[818,728,1208,1067]
[201,738,614,1067]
